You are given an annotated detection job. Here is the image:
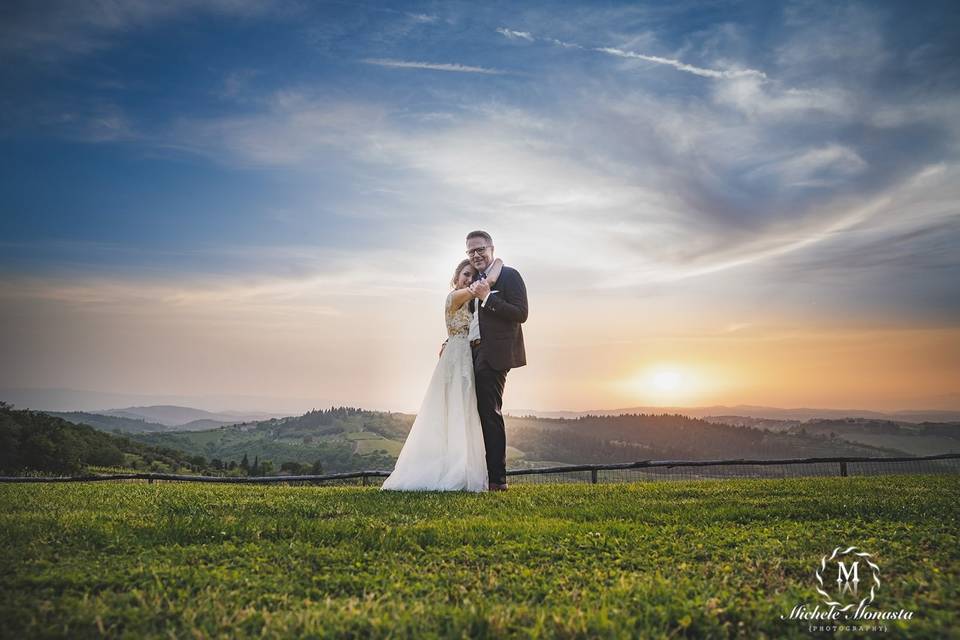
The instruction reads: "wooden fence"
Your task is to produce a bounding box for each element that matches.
[2,453,959,485]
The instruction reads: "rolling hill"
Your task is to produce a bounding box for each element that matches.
[0,402,216,476]
[122,407,945,475]
[14,400,960,478]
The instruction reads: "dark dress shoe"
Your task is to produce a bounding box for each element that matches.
[488,482,508,491]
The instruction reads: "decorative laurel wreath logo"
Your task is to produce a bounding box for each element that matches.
[815,545,881,611]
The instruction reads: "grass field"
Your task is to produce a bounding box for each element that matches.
[1,475,958,638]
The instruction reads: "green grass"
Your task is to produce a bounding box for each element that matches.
[1,475,957,639]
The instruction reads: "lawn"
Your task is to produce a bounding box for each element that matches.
[1,475,957,638]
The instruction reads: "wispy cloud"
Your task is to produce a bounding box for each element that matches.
[361,58,505,74]
[745,144,868,187]
[595,47,766,79]
[407,13,438,24]
[496,27,534,42]
[494,26,765,80]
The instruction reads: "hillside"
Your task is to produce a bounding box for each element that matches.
[93,405,282,427]
[510,404,960,423]
[18,402,959,479]
[1,476,956,637]
[125,408,927,477]
[0,402,215,476]
[788,418,960,456]
[45,411,172,434]
[128,407,409,474]
[702,416,960,456]
[504,413,900,462]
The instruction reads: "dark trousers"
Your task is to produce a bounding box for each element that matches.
[472,344,509,485]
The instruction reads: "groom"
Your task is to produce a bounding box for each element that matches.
[465,230,528,492]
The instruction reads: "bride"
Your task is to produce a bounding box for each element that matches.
[380,256,503,492]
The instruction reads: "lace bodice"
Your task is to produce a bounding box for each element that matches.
[445,291,472,337]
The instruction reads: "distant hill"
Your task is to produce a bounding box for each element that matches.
[45,411,171,434]
[46,409,246,433]
[510,405,960,423]
[128,407,409,474]
[92,405,284,427]
[177,419,238,430]
[9,399,958,478]
[702,416,960,456]
[0,401,215,476]
[504,413,899,463]
[0,388,310,415]
[789,418,960,456]
[128,407,944,475]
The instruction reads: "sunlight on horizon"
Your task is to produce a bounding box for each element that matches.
[617,363,709,407]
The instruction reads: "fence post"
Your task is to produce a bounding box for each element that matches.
[362,473,368,486]
[591,469,598,484]
[839,462,848,477]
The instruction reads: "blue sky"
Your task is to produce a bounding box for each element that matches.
[1,0,958,412]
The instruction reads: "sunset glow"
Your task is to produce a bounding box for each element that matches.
[1,2,958,415]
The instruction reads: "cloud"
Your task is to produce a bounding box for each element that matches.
[595,47,766,79]
[745,144,868,187]
[490,25,765,80]
[163,90,387,166]
[8,2,956,321]
[496,27,534,42]
[713,76,853,119]
[407,13,438,24]
[361,58,506,74]
[146,59,954,300]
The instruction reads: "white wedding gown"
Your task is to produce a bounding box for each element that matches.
[380,291,489,492]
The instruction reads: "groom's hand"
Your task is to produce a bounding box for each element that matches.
[472,279,491,299]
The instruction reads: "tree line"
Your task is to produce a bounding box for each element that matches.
[0,401,330,477]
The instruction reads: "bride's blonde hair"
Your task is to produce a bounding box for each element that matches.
[450,259,474,288]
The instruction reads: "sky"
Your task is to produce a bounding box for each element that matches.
[1,0,959,414]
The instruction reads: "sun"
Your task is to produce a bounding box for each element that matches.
[650,369,683,393]
[621,364,703,406]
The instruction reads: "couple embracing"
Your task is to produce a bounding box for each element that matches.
[381,230,528,493]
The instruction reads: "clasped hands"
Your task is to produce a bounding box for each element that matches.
[468,278,491,299]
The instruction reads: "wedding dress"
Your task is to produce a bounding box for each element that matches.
[380,291,489,492]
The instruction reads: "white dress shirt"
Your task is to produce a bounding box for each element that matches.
[467,268,495,342]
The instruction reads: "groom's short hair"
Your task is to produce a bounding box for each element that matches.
[466,230,493,244]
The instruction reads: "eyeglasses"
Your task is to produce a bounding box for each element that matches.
[466,246,490,256]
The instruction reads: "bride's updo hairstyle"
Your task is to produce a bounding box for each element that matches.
[450,259,473,288]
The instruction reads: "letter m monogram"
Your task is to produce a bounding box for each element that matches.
[836,560,860,584]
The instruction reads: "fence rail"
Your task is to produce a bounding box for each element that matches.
[2,453,959,485]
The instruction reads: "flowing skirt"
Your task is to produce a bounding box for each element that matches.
[381,335,489,492]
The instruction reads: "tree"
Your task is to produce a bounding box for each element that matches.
[280,461,308,474]
[87,443,124,467]
[240,453,249,473]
